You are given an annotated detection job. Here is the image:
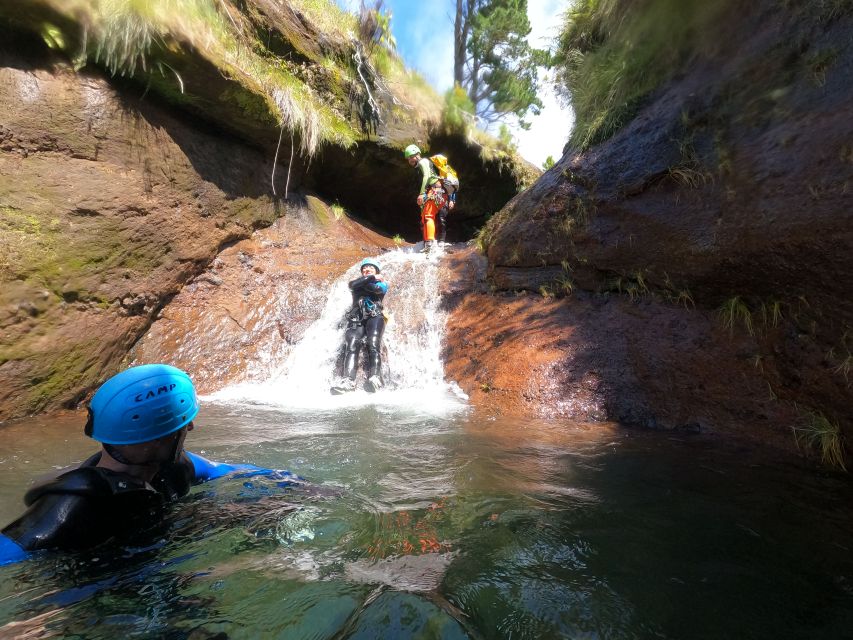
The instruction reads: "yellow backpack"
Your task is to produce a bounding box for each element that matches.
[430,154,460,194]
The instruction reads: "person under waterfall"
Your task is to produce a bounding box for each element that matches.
[332,257,388,394]
[404,144,456,252]
[0,364,298,566]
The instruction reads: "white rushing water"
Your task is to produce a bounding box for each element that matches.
[208,247,468,414]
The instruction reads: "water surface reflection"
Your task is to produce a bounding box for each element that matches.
[1,405,851,639]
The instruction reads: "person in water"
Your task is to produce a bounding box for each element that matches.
[404,144,455,251]
[334,257,388,393]
[0,364,293,566]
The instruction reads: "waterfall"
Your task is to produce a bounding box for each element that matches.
[208,248,467,413]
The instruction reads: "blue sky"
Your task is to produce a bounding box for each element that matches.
[337,0,574,166]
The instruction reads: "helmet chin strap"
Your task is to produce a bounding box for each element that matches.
[103,442,138,466]
[168,430,184,463]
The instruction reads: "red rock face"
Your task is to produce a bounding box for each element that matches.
[442,248,800,452]
[479,5,853,450]
[2,0,848,477]
[0,57,284,419]
[129,199,394,393]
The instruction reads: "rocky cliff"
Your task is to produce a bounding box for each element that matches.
[0,0,534,420]
[458,0,852,464]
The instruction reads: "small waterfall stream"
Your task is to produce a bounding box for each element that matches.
[209,248,467,412]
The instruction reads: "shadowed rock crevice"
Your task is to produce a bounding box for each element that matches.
[305,133,538,243]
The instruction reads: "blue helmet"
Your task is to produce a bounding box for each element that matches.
[360,257,381,273]
[85,364,200,445]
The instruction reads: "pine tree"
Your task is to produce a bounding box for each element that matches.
[454,0,547,129]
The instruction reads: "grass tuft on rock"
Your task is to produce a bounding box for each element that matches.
[793,412,847,471]
[719,296,754,336]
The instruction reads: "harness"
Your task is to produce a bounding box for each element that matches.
[348,296,384,324]
[347,275,386,324]
[425,182,448,209]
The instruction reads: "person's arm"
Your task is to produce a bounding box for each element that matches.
[349,274,376,292]
[418,158,432,195]
[186,452,299,483]
[416,158,436,206]
[350,274,387,296]
[1,490,104,560]
[0,533,28,566]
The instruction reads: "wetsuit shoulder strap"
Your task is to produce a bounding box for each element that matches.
[151,455,195,501]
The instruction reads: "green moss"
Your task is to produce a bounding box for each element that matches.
[22,0,366,155]
[24,339,102,412]
[475,206,515,254]
[230,197,276,229]
[0,201,165,299]
[304,195,338,226]
[0,205,61,282]
[555,0,853,150]
[370,46,397,78]
[142,66,203,109]
[290,0,358,41]
[40,221,126,293]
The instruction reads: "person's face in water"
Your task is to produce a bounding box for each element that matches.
[361,265,377,277]
[113,422,195,466]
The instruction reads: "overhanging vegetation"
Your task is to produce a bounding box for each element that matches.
[1,0,446,155]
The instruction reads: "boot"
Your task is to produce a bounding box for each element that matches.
[365,375,383,393]
[331,378,356,395]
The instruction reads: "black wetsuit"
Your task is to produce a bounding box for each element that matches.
[1,452,195,554]
[343,274,388,381]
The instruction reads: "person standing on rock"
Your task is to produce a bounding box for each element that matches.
[332,258,388,394]
[404,144,456,251]
[0,364,297,566]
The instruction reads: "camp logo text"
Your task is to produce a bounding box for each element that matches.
[135,384,177,402]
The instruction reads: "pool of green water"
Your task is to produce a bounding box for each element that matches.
[1,404,851,639]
